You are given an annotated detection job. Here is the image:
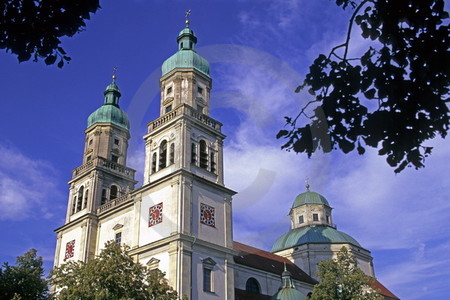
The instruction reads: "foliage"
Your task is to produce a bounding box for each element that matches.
[309,247,383,300]
[278,0,450,173]
[0,249,49,300]
[50,241,179,300]
[0,0,100,67]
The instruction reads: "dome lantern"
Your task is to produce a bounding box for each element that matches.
[161,18,210,77]
[271,263,307,300]
[87,75,130,130]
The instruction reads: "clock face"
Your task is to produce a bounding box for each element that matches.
[64,240,75,260]
[200,203,215,227]
[149,203,163,227]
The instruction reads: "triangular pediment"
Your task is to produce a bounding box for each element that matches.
[202,257,217,267]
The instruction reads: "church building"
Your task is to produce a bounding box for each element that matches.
[53,20,399,300]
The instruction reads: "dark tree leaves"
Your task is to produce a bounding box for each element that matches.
[0,249,49,300]
[278,0,450,173]
[0,0,100,67]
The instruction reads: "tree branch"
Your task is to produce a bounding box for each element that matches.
[343,0,373,60]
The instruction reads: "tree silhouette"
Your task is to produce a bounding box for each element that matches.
[278,0,449,173]
[0,0,100,67]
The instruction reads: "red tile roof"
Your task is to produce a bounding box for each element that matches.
[233,241,317,285]
[371,278,400,300]
[233,241,399,300]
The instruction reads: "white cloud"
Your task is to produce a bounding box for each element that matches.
[0,143,61,221]
[218,57,334,250]
[127,143,146,186]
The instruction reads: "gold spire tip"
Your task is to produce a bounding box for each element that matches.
[112,66,118,81]
[185,9,191,26]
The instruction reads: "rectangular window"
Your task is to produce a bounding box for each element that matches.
[167,87,172,94]
[191,143,197,165]
[89,139,93,145]
[114,138,120,146]
[326,215,330,224]
[197,86,203,95]
[210,152,216,173]
[86,155,92,162]
[101,189,107,205]
[111,155,119,163]
[299,215,304,224]
[165,105,172,113]
[313,213,319,222]
[203,268,212,292]
[151,153,157,173]
[115,232,122,245]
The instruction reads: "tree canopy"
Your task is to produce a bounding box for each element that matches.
[0,249,49,300]
[278,0,449,173]
[0,0,100,67]
[50,241,179,300]
[309,247,383,300]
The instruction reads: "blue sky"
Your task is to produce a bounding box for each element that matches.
[0,1,449,299]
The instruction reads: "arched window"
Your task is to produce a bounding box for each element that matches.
[159,141,167,169]
[76,186,84,212]
[246,277,261,294]
[151,153,157,173]
[169,143,175,165]
[191,143,197,164]
[101,189,107,205]
[199,140,208,169]
[110,185,118,200]
[83,189,89,209]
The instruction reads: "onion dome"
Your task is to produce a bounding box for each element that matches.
[271,225,361,252]
[292,190,330,209]
[271,264,307,300]
[87,77,130,130]
[161,24,210,77]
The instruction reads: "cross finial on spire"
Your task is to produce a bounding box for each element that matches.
[185,9,191,27]
[112,66,118,81]
[305,177,310,191]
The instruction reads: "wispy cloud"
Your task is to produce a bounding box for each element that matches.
[377,240,450,299]
[0,142,61,221]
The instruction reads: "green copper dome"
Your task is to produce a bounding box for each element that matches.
[87,79,130,130]
[271,267,307,300]
[292,190,330,208]
[161,25,210,77]
[271,288,306,300]
[271,225,361,252]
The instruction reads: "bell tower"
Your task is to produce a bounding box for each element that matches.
[143,22,223,186]
[134,19,236,299]
[54,76,137,266]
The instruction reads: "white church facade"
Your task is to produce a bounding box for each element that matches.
[53,21,399,300]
